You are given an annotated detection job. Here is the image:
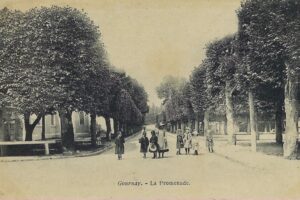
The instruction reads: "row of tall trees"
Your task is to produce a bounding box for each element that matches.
[157,0,299,159]
[0,6,148,151]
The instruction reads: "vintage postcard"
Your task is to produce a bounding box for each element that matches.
[0,0,299,200]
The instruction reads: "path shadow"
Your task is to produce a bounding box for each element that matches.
[257,142,283,157]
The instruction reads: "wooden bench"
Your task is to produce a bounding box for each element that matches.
[75,137,103,146]
[0,140,58,156]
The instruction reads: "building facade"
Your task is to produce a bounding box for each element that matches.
[0,110,93,142]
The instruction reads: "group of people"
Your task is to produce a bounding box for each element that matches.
[114,126,214,160]
[139,127,169,159]
[176,128,200,155]
[176,128,214,155]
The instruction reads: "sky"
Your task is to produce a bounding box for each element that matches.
[1,0,241,106]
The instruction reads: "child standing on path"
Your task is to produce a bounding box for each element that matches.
[149,130,159,159]
[206,130,214,153]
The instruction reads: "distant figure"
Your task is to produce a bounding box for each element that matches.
[139,128,149,158]
[176,129,184,155]
[96,131,102,145]
[192,129,198,136]
[206,130,214,153]
[157,130,169,158]
[115,131,125,160]
[108,131,112,141]
[192,134,199,155]
[183,128,192,155]
[149,130,159,159]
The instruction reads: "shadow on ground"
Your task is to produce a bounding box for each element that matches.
[257,142,283,157]
[236,141,300,158]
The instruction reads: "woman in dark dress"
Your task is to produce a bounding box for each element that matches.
[139,129,149,158]
[115,131,125,160]
[176,129,184,155]
[149,130,158,159]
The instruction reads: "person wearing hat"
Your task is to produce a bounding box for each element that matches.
[139,128,149,158]
[192,131,200,155]
[183,127,192,155]
[149,130,158,159]
[157,130,169,158]
[115,131,125,160]
[176,129,184,155]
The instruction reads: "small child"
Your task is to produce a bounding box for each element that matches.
[206,131,214,153]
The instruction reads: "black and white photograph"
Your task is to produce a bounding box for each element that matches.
[0,0,299,199]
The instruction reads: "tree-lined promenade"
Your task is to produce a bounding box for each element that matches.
[0,6,148,152]
[157,0,299,159]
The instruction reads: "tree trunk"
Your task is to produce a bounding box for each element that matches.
[225,82,235,144]
[191,119,195,130]
[90,113,97,147]
[178,120,181,129]
[264,123,267,133]
[155,115,159,128]
[182,120,185,130]
[24,113,33,141]
[247,117,251,134]
[283,68,298,159]
[123,123,127,136]
[41,115,45,140]
[24,113,42,141]
[119,122,123,133]
[113,119,119,134]
[173,122,176,133]
[204,109,210,137]
[59,110,75,152]
[224,118,227,135]
[248,91,257,152]
[275,92,284,144]
[195,115,200,133]
[105,116,112,140]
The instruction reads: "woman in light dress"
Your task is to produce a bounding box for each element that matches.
[157,130,169,158]
[191,129,199,155]
[183,128,192,155]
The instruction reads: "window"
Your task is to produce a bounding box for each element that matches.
[79,112,84,125]
[51,115,55,126]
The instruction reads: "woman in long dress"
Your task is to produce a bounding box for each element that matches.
[139,129,149,158]
[157,130,169,158]
[192,132,199,155]
[115,131,125,160]
[176,129,184,155]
